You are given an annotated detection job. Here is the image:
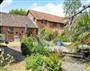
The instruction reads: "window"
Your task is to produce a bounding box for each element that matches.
[49,23,56,28]
[22,31,24,33]
[42,20,47,24]
[60,24,64,28]
[0,27,1,33]
[53,23,56,28]
[16,32,18,34]
[8,27,13,32]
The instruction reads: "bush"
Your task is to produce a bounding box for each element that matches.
[21,37,33,56]
[25,54,43,71]
[0,54,13,67]
[78,32,90,45]
[25,53,62,71]
[54,34,70,43]
[40,29,58,41]
[0,52,14,71]
[64,11,90,42]
[21,36,49,56]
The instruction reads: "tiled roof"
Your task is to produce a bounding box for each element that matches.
[29,10,64,24]
[0,12,38,28]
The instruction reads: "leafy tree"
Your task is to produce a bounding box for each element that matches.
[63,0,81,16]
[9,9,27,16]
[64,10,90,44]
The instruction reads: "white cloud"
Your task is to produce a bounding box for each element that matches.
[0,0,13,7]
[87,0,90,3]
[82,0,90,5]
[31,3,65,17]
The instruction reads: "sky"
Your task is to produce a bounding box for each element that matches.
[0,0,90,17]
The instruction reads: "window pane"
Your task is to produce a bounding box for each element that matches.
[0,27,1,33]
[8,27,13,32]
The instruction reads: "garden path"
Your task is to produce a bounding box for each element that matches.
[7,61,30,71]
[62,56,85,71]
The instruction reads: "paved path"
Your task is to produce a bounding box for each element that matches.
[61,56,85,71]
[62,62,85,71]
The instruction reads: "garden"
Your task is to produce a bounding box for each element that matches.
[0,10,90,71]
[0,0,90,71]
[21,6,90,71]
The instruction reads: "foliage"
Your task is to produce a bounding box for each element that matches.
[22,30,63,71]
[63,0,81,16]
[0,54,13,66]
[9,9,27,16]
[21,37,33,56]
[0,51,14,71]
[64,11,90,43]
[54,34,70,43]
[67,42,80,52]
[40,29,58,41]
[78,32,90,45]
[25,53,62,71]
[85,62,90,71]
[43,53,62,71]
[25,54,43,71]
[21,36,49,56]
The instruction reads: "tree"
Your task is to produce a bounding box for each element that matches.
[64,10,90,44]
[71,10,90,44]
[63,0,81,17]
[9,9,27,16]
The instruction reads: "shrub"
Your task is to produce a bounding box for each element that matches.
[25,53,62,71]
[0,51,14,71]
[54,34,70,43]
[78,32,90,45]
[40,29,58,41]
[42,53,62,71]
[25,54,43,71]
[21,37,33,56]
[64,11,90,42]
[32,45,49,56]
[21,36,49,56]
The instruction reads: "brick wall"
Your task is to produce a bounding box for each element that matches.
[28,13,64,31]
[0,26,37,42]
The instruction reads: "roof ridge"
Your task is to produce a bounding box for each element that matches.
[29,10,64,24]
[0,12,38,28]
[30,10,63,18]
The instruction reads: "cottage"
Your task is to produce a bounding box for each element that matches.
[27,10,64,32]
[0,12,38,42]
